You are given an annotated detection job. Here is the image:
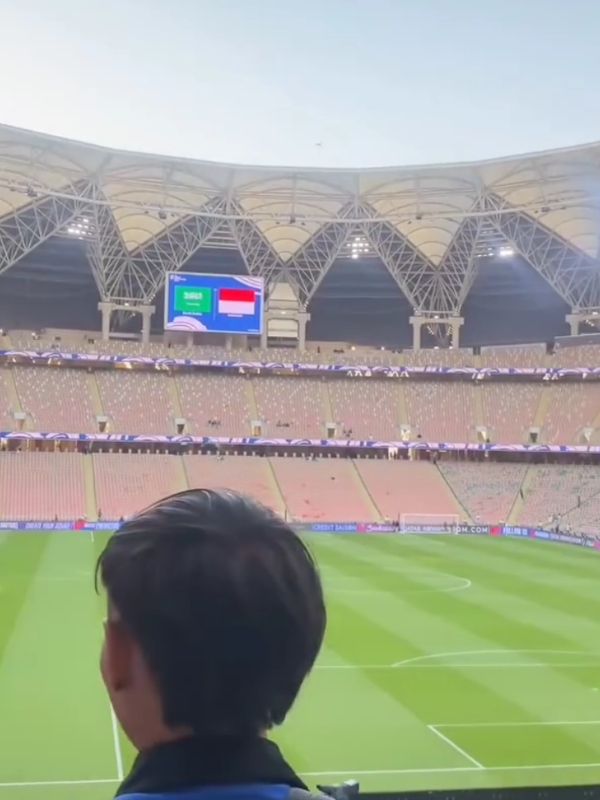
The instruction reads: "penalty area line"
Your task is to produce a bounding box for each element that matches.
[427,725,484,769]
[109,703,125,781]
[0,779,119,788]
[302,762,600,777]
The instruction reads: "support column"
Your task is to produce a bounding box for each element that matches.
[297,311,310,351]
[566,313,582,336]
[260,323,268,349]
[139,305,155,344]
[410,317,422,351]
[449,316,464,348]
[98,301,112,341]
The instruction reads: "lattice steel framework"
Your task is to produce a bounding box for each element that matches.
[0,180,94,275]
[0,183,598,319]
[484,193,600,312]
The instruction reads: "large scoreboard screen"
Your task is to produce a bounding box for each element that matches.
[164,272,264,334]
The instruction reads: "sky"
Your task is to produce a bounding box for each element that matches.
[0,0,599,169]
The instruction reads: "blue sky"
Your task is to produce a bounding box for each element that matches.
[0,0,599,168]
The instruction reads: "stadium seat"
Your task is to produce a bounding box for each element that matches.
[480,345,546,369]
[176,373,250,436]
[542,384,600,444]
[480,383,541,444]
[95,371,177,434]
[518,464,600,534]
[404,382,476,441]
[0,452,86,519]
[13,366,96,432]
[328,379,400,439]
[269,457,376,521]
[439,462,527,523]
[356,459,462,523]
[252,376,325,438]
[92,453,184,518]
[183,454,284,513]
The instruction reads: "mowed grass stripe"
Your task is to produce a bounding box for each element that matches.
[320,534,600,701]
[311,537,545,727]
[0,532,116,785]
[0,533,50,666]
[310,535,600,746]
[392,537,600,621]
[448,535,600,578]
[349,534,600,638]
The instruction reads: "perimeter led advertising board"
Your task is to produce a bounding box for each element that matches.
[164,273,264,334]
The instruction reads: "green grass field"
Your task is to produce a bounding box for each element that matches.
[2,531,600,799]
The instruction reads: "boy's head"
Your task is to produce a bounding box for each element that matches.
[96,489,326,750]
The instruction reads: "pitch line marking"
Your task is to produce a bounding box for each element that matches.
[326,574,472,596]
[436,719,600,729]
[0,779,119,787]
[109,703,124,781]
[314,661,600,670]
[302,762,600,777]
[391,648,592,668]
[7,763,600,786]
[6,759,600,787]
[427,725,484,769]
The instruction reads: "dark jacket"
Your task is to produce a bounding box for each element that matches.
[116,735,308,800]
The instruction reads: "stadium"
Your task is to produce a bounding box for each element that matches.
[2,123,600,799]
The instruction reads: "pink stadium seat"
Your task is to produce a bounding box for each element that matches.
[176,373,250,436]
[252,377,324,438]
[269,457,375,521]
[0,452,86,519]
[356,459,461,522]
[93,453,183,519]
[404,382,476,441]
[401,349,475,367]
[0,370,15,429]
[480,345,546,369]
[439,462,527,523]
[183,455,283,512]
[480,384,541,444]
[542,384,600,444]
[328,379,400,439]
[552,344,600,368]
[95,371,177,434]
[13,366,95,433]
[519,465,600,534]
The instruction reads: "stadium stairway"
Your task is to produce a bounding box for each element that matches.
[168,375,184,422]
[246,379,259,425]
[174,455,190,493]
[473,384,485,429]
[434,462,473,522]
[507,463,536,524]
[3,368,23,424]
[181,452,193,491]
[322,382,334,429]
[533,384,553,441]
[87,372,104,420]
[350,460,383,519]
[397,381,409,429]
[266,458,289,517]
[83,455,98,520]
[590,402,600,443]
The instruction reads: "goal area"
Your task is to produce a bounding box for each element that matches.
[399,513,460,533]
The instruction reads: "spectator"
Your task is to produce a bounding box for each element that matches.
[96,489,326,799]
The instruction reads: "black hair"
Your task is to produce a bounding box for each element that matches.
[96,489,326,735]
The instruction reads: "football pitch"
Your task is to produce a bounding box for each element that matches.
[2,532,600,799]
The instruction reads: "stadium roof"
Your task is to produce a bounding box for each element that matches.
[1,123,599,315]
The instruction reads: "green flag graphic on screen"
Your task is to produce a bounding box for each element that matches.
[174,285,212,314]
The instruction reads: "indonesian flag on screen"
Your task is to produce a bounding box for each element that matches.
[218,287,256,315]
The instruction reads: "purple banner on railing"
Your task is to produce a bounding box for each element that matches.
[0,521,120,531]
